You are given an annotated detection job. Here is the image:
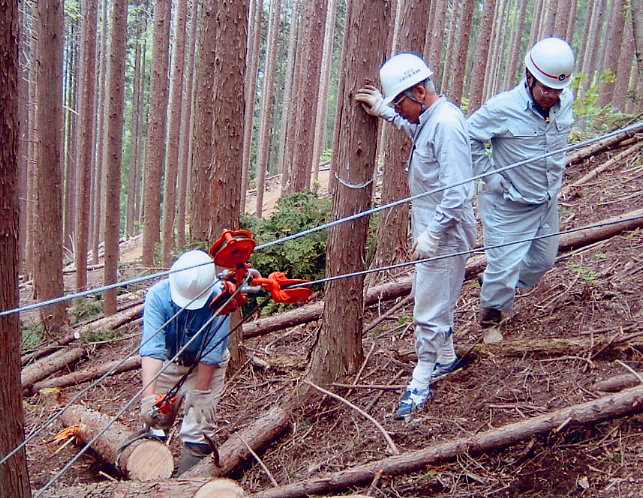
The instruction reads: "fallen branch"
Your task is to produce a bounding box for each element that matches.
[592,374,642,392]
[251,386,643,497]
[243,209,643,339]
[59,405,173,481]
[566,126,642,165]
[31,356,141,392]
[22,347,85,391]
[304,379,399,456]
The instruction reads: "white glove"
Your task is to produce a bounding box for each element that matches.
[354,85,388,117]
[411,230,440,260]
[184,389,217,425]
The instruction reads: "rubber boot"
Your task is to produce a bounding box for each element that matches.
[177,442,212,476]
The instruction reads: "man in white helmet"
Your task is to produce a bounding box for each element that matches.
[138,249,230,474]
[355,53,476,419]
[467,37,575,337]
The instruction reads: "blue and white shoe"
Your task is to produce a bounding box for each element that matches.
[394,387,432,420]
[432,357,459,378]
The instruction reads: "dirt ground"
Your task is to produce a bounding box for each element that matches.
[23,139,642,497]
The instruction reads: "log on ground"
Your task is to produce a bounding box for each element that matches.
[38,478,218,497]
[22,347,85,390]
[593,373,642,392]
[32,355,141,392]
[184,405,292,478]
[252,386,643,497]
[59,405,173,481]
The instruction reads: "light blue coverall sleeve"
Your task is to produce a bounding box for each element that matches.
[140,282,170,361]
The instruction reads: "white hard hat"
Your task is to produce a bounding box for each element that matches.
[525,37,575,89]
[168,250,215,310]
[379,53,434,105]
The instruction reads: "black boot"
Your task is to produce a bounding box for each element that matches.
[479,307,501,328]
[176,442,212,476]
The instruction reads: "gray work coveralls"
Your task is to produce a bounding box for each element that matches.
[381,97,476,364]
[468,80,574,312]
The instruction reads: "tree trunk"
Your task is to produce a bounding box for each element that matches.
[21,347,85,391]
[308,0,391,385]
[189,0,217,243]
[598,0,625,107]
[253,386,643,498]
[35,0,67,337]
[0,0,31,492]
[102,0,128,316]
[241,0,263,213]
[426,0,447,84]
[282,0,328,194]
[439,2,459,92]
[142,0,171,266]
[255,0,282,218]
[176,0,199,249]
[564,0,578,42]
[74,0,98,292]
[528,0,544,49]
[449,0,474,104]
[612,17,635,111]
[503,0,528,91]
[161,0,189,265]
[632,0,643,76]
[59,405,174,480]
[210,0,249,369]
[593,374,642,393]
[582,0,607,91]
[468,0,497,113]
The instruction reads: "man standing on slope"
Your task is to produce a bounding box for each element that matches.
[468,37,575,341]
[355,53,476,419]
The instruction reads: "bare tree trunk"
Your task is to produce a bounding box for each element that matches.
[0,0,31,491]
[189,0,217,243]
[613,19,636,111]
[308,0,391,385]
[142,0,171,266]
[503,0,528,90]
[241,0,263,213]
[599,0,625,107]
[102,0,128,316]
[277,4,299,188]
[74,0,98,292]
[564,0,579,42]
[177,0,199,248]
[282,0,328,194]
[63,22,79,254]
[528,0,544,49]
[632,0,643,76]
[426,0,447,87]
[541,0,559,37]
[255,0,282,218]
[440,3,459,93]
[21,347,85,391]
[581,0,607,91]
[450,0,474,104]
[161,0,188,265]
[311,0,337,183]
[35,0,67,336]
[469,0,497,113]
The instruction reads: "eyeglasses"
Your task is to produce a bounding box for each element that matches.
[392,93,407,109]
[537,84,563,96]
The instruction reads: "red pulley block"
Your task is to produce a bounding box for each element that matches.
[208,280,248,314]
[209,229,256,269]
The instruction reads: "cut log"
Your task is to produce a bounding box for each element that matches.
[566,125,642,165]
[59,405,174,481]
[184,405,291,478]
[32,356,141,392]
[21,347,85,390]
[252,386,643,497]
[593,374,642,392]
[244,209,643,339]
[22,302,143,366]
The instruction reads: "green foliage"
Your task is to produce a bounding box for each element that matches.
[79,328,124,343]
[567,262,597,282]
[570,73,637,138]
[319,148,333,163]
[241,192,331,315]
[71,299,103,325]
[21,322,44,352]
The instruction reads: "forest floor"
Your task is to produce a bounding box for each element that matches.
[22,138,642,497]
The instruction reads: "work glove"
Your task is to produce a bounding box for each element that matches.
[354,85,388,117]
[411,230,440,260]
[483,173,506,194]
[140,395,174,430]
[184,389,217,425]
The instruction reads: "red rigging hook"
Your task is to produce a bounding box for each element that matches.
[252,272,313,304]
